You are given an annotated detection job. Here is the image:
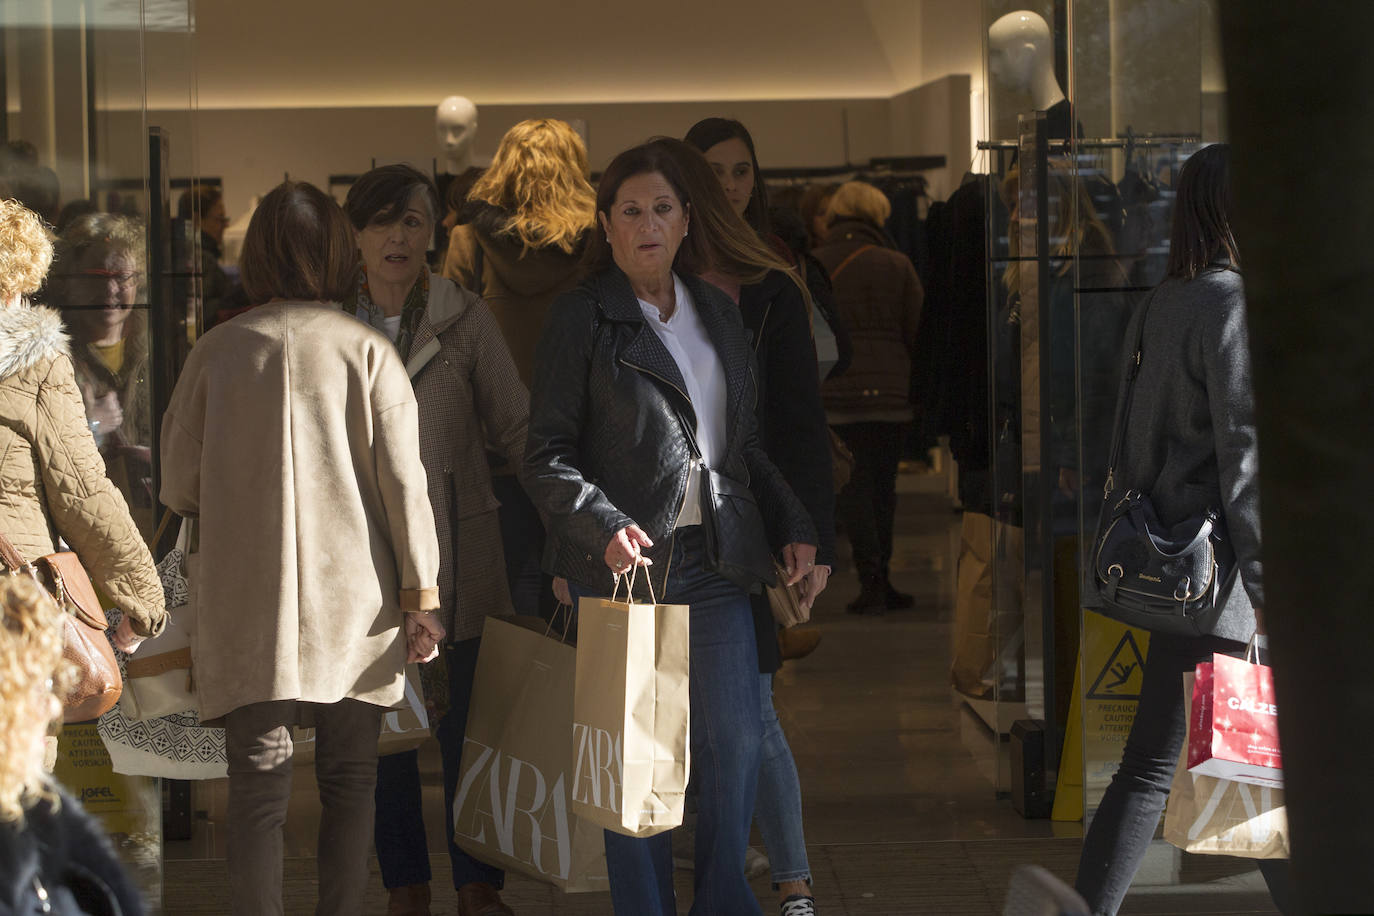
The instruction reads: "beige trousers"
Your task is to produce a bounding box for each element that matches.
[224,698,383,916]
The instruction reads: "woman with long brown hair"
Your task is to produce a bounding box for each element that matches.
[681,123,832,916]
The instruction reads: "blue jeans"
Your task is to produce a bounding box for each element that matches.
[754,672,811,887]
[1075,632,1293,915]
[373,637,504,891]
[572,527,763,916]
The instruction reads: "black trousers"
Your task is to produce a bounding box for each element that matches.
[834,421,907,585]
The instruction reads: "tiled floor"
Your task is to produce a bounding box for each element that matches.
[163,468,1280,915]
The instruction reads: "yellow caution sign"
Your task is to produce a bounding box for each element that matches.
[54,724,163,899]
[1053,611,1151,821]
[1087,630,1147,700]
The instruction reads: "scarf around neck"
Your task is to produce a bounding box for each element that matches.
[345,266,429,359]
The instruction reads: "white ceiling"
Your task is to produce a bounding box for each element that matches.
[190,0,929,108]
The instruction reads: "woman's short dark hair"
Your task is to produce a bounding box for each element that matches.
[683,117,771,236]
[1167,143,1239,280]
[240,181,357,305]
[343,164,439,231]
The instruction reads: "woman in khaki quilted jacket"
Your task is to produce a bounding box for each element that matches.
[0,198,165,656]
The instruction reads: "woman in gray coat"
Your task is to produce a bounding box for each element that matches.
[1073,145,1291,914]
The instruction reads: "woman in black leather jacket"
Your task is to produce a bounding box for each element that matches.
[523,140,816,916]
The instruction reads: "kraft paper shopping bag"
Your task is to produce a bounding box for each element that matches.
[1164,672,1289,859]
[1187,652,1282,788]
[572,572,690,838]
[452,614,608,893]
[950,512,1025,698]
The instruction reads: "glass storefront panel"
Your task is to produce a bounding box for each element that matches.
[4,1,197,909]
[1070,0,1213,819]
[978,0,1226,819]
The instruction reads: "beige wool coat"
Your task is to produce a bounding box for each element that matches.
[160,302,439,723]
[0,304,165,636]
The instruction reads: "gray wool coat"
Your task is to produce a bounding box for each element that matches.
[1112,266,1261,643]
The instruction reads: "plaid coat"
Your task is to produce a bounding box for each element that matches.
[405,275,528,642]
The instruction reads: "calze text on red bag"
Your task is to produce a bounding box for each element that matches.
[1187,652,1282,788]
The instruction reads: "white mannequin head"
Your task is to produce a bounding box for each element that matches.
[435,95,479,174]
[989,10,1065,110]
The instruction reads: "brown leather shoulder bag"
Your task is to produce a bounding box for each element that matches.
[0,533,121,721]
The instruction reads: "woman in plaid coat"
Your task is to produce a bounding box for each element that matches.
[343,164,529,916]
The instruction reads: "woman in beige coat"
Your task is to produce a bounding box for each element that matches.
[159,181,444,916]
[0,198,164,660]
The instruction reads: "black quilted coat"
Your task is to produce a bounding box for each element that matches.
[523,267,816,594]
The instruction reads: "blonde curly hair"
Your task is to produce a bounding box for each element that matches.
[0,575,72,824]
[0,198,55,302]
[467,119,596,255]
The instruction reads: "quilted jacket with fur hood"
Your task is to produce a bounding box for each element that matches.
[0,304,165,637]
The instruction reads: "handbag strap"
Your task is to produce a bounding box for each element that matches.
[1102,288,1161,499]
[0,532,29,573]
[826,244,877,283]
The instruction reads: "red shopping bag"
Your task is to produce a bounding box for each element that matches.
[1186,652,1282,788]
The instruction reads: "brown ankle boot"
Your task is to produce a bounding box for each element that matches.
[386,883,432,916]
[456,882,513,916]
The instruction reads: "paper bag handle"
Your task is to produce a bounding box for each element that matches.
[612,560,659,606]
[1246,633,1269,664]
[543,604,575,644]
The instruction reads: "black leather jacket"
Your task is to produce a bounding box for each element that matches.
[739,269,837,567]
[523,267,816,594]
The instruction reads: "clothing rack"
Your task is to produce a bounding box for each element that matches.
[976,133,1201,151]
[758,154,946,185]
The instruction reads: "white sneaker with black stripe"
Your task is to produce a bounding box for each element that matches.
[780,895,816,916]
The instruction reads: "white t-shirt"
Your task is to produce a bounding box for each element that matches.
[350,306,404,344]
[638,274,728,527]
